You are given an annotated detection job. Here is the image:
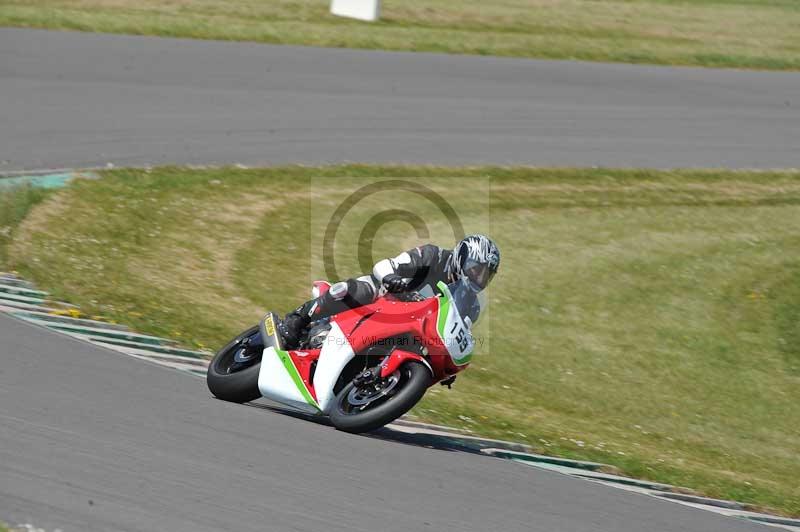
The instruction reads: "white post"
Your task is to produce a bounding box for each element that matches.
[330,0,381,22]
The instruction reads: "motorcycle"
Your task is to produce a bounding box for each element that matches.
[206,279,485,433]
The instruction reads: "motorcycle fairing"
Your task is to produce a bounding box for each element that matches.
[258,345,321,413]
[435,281,474,366]
[334,297,437,355]
[313,322,355,414]
[256,314,356,415]
[379,349,431,378]
[257,313,321,413]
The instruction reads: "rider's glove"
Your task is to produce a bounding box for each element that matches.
[382,274,409,293]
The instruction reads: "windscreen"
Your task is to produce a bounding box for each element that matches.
[446,278,486,327]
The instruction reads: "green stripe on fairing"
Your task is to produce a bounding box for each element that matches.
[435,282,472,366]
[452,352,472,365]
[436,291,451,339]
[275,348,320,410]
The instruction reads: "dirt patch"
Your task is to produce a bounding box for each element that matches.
[9,190,73,268]
[126,190,289,314]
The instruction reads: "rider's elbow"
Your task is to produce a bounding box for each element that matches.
[372,258,394,282]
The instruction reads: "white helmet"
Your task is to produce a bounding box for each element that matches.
[451,234,500,290]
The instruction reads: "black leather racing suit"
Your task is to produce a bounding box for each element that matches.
[290,243,456,325]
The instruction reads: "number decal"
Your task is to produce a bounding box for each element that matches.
[437,281,474,364]
[456,328,468,352]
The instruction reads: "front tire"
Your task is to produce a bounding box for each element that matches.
[330,361,431,433]
[207,325,263,403]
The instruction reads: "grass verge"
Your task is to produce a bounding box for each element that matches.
[6,165,800,514]
[1,0,800,70]
[0,184,51,271]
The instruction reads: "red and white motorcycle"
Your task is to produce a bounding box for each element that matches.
[206,279,484,433]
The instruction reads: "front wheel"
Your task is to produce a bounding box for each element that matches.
[330,361,431,433]
[207,325,263,403]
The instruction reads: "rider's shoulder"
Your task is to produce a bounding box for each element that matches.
[411,243,451,263]
[412,243,441,257]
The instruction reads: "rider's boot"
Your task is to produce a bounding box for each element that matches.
[277,307,311,350]
[278,279,374,349]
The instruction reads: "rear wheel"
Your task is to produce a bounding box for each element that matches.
[330,361,431,433]
[206,325,263,403]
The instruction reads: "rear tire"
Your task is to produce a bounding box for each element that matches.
[330,361,431,433]
[207,325,263,403]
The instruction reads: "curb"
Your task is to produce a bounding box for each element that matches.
[0,275,34,288]
[0,283,49,298]
[0,291,47,306]
[480,449,676,492]
[9,309,130,331]
[0,272,210,373]
[744,514,800,528]
[572,469,677,492]
[0,167,100,178]
[386,420,532,453]
[0,170,98,189]
[0,301,59,313]
[19,316,180,347]
[392,419,533,448]
[481,448,607,472]
[655,492,747,511]
[0,290,80,309]
[106,345,209,368]
[73,334,208,358]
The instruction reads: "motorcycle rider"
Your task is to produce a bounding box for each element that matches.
[278,234,500,349]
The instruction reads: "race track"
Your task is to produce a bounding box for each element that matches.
[0,26,795,531]
[1,27,799,171]
[0,313,765,532]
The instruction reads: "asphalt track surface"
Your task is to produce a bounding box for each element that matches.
[1,28,799,171]
[0,27,789,532]
[0,313,766,532]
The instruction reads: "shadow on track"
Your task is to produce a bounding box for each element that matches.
[242,399,529,456]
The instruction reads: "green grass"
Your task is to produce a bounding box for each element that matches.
[2,0,800,70]
[0,185,51,270]
[7,165,800,515]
